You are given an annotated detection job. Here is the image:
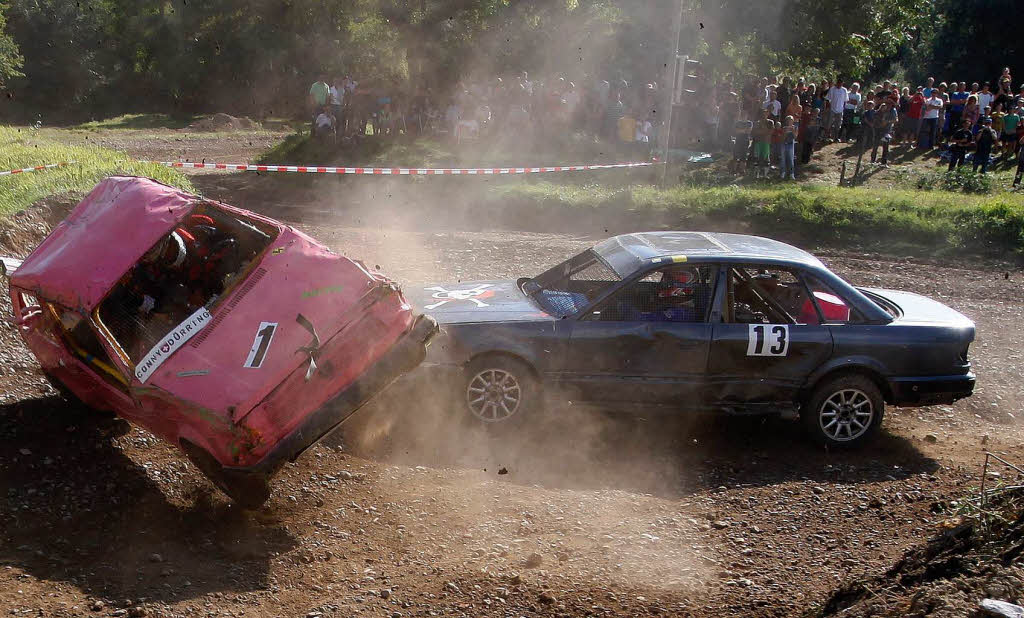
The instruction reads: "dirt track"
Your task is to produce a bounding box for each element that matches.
[2,160,1024,616]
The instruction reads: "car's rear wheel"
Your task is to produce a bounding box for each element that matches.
[180,440,271,509]
[802,374,884,448]
[463,356,538,426]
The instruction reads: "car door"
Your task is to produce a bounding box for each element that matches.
[706,264,833,408]
[558,264,719,405]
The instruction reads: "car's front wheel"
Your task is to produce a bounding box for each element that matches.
[463,356,538,426]
[180,440,271,509]
[802,374,884,448]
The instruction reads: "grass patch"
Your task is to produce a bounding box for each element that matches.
[486,182,1024,257]
[0,125,193,219]
[73,113,200,131]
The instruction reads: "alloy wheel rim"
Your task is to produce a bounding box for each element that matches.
[467,368,522,422]
[819,388,874,441]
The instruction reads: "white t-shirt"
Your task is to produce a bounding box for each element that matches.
[329,86,342,106]
[845,91,861,111]
[763,99,781,116]
[923,96,943,119]
[827,86,849,114]
[315,113,334,130]
[978,91,994,110]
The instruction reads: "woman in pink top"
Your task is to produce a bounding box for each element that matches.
[963,95,981,130]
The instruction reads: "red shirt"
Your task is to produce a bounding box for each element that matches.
[908,94,925,119]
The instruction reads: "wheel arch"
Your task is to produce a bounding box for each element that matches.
[465,350,540,378]
[803,364,894,405]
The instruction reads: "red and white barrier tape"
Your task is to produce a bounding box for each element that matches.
[150,161,654,175]
[0,161,74,177]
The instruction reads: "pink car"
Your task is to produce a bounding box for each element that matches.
[1,177,436,507]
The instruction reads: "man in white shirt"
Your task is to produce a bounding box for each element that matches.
[825,78,849,141]
[922,92,944,149]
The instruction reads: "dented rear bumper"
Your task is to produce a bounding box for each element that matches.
[221,314,438,478]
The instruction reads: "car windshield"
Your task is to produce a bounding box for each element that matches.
[522,249,622,317]
[97,203,278,364]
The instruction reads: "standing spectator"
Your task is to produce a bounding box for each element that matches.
[329,76,344,130]
[906,86,925,147]
[978,82,994,111]
[973,117,998,173]
[994,76,1013,111]
[800,109,820,164]
[1001,104,1021,158]
[780,115,796,180]
[776,77,791,118]
[840,82,862,142]
[784,94,803,126]
[800,83,815,108]
[825,78,848,141]
[861,99,878,155]
[753,118,773,179]
[770,118,784,166]
[922,89,944,148]
[731,114,753,175]
[871,101,897,165]
[763,89,781,121]
[308,74,331,136]
[923,77,935,98]
[948,118,973,171]
[948,82,968,135]
[895,87,912,143]
[963,95,981,130]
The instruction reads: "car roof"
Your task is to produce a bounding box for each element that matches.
[593,231,825,277]
[11,177,199,311]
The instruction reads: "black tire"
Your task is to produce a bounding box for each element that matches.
[462,355,539,426]
[802,374,884,448]
[180,440,271,509]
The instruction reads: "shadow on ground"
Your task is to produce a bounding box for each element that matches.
[0,395,297,604]
[339,378,938,501]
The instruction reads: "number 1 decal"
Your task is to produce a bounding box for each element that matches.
[244,322,278,368]
[747,324,789,357]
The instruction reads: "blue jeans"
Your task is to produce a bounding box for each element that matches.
[780,142,795,177]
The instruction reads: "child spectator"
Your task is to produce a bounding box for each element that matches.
[763,90,781,122]
[780,115,796,180]
[752,115,773,178]
[800,109,820,164]
[731,115,753,174]
[860,99,877,154]
[840,83,862,142]
[948,118,974,170]
[770,119,784,167]
[973,117,998,174]
[963,95,980,131]
[1002,105,1020,158]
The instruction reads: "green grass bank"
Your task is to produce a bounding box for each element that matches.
[0,125,193,219]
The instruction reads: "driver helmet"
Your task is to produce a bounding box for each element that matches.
[142,231,188,269]
[658,268,698,298]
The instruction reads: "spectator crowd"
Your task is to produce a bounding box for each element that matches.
[305,66,1024,187]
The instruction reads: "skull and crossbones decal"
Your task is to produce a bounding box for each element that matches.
[424,283,495,310]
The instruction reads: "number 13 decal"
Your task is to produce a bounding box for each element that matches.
[747,324,789,356]
[244,322,278,368]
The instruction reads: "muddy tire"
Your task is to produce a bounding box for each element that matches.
[180,440,271,509]
[802,374,884,448]
[463,355,539,427]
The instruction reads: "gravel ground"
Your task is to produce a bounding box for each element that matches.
[2,155,1024,616]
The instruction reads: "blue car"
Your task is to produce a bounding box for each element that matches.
[408,232,975,447]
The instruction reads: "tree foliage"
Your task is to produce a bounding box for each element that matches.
[0,1,23,89]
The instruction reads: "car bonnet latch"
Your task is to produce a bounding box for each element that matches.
[295,313,320,381]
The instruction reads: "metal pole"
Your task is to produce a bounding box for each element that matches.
[661,0,684,187]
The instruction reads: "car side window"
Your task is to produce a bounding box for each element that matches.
[803,275,861,324]
[728,266,819,325]
[590,265,717,323]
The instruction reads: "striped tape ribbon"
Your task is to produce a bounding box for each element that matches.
[0,162,74,177]
[150,161,654,174]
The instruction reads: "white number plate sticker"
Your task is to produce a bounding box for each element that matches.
[244,322,278,368]
[747,324,789,357]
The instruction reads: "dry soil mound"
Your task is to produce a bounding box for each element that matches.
[187,113,259,132]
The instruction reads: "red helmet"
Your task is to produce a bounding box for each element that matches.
[658,269,697,298]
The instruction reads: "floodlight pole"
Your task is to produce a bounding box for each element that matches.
[661,0,684,187]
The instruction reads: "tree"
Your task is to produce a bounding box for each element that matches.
[0,1,23,89]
